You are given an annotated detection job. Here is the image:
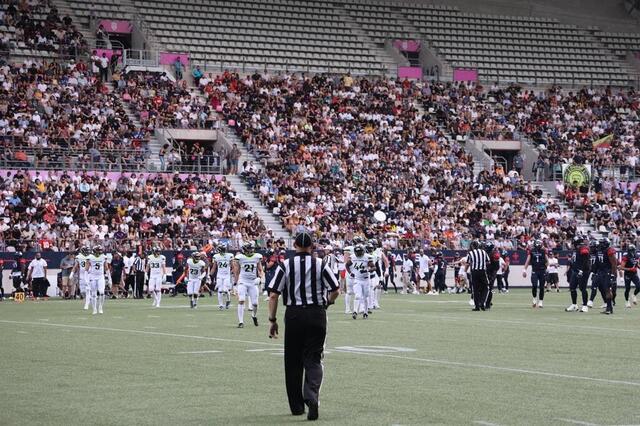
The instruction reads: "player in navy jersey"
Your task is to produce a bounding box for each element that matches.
[433,252,447,294]
[522,240,548,308]
[587,239,600,307]
[484,241,501,309]
[565,236,591,312]
[593,238,618,314]
[620,244,640,308]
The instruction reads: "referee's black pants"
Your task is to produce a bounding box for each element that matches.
[284,305,327,414]
[471,270,489,310]
[135,271,146,298]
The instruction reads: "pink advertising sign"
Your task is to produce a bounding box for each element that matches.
[98,19,133,34]
[159,53,190,66]
[393,40,421,53]
[453,68,478,82]
[397,66,423,79]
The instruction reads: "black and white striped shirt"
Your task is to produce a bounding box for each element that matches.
[466,249,489,271]
[267,253,339,306]
[133,256,145,272]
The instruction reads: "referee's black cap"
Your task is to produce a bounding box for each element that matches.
[294,232,314,248]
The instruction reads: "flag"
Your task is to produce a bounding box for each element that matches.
[592,134,613,148]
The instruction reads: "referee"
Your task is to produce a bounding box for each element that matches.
[465,240,490,311]
[266,232,340,421]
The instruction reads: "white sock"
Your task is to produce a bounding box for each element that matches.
[156,290,161,307]
[217,292,224,307]
[84,292,90,308]
[238,303,245,323]
[375,288,381,305]
[344,293,351,311]
[251,304,257,318]
[98,294,104,310]
[352,295,358,312]
[91,291,97,310]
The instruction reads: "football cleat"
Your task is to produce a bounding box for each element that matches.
[468,298,475,306]
[238,323,244,328]
[537,301,543,308]
[625,301,631,308]
[363,313,368,319]
[581,305,589,313]
[632,295,637,305]
[225,300,231,309]
[532,298,537,308]
[252,316,258,327]
[565,304,578,312]
[352,312,357,320]
[587,300,594,308]
[218,305,224,310]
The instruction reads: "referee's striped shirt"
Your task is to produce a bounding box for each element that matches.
[466,249,489,271]
[267,253,339,306]
[133,256,145,272]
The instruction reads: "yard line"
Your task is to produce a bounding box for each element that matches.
[4,319,639,388]
[329,349,640,388]
[177,350,222,354]
[555,418,600,426]
[380,311,640,336]
[0,319,280,348]
[473,421,500,426]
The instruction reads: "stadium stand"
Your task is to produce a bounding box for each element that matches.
[204,72,580,249]
[0,170,272,252]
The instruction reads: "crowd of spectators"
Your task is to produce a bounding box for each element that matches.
[1,1,87,57]
[195,71,581,249]
[116,71,220,130]
[0,58,151,171]
[0,170,271,252]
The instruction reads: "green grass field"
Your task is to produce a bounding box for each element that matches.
[1,290,639,426]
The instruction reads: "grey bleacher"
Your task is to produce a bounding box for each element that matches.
[402,3,632,85]
[594,31,640,58]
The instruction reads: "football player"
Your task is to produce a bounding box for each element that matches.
[146,247,166,308]
[346,244,374,319]
[69,246,92,310]
[212,244,234,310]
[233,243,264,327]
[621,244,640,308]
[86,246,110,315]
[177,252,207,308]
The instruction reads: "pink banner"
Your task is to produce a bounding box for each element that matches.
[397,66,423,79]
[393,40,421,53]
[453,68,478,82]
[159,52,190,66]
[98,19,133,34]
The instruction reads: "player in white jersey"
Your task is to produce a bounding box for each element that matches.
[212,245,234,310]
[86,246,110,315]
[177,252,207,308]
[367,240,389,310]
[346,244,374,319]
[146,247,166,308]
[417,250,432,294]
[70,246,92,310]
[343,237,364,314]
[232,243,264,328]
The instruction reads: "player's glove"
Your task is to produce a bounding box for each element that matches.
[577,270,583,277]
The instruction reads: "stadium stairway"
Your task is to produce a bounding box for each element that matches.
[225,175,292,243]
[105,82,163,171]
[334,3,401,76]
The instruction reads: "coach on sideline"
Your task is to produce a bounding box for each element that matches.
[266,232,340,421]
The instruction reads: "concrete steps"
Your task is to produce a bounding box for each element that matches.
[225,175,291,242]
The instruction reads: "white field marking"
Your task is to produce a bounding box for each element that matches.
[112,316,124,319]
[147,315,160,318]
[381,311,640,336]
[16,331,28,334]
[555,419,600,426]
[184,325,198,328]
[395,298,568,308]
[473,421,500,426]
[0,320,281,348]
[334,346,416,353]
[177,350,222,354]
[328,349,640,388]
[143,326,156,329]
[246,348,283,352]
[38,319,49,322]
[5,319,639,388]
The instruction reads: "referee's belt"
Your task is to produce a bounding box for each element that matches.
[470,269,486,272]
[286,304,325,310]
